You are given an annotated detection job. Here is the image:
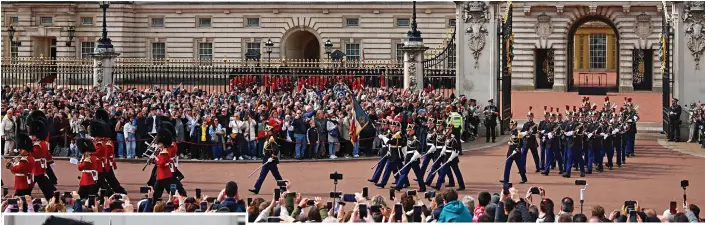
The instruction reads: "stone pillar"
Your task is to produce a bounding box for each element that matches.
[92,48,120,89]
[402,42,427,91]
[456,1,499,103]
[675,2,705,140]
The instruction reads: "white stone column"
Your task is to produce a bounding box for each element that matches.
[402,42,427,91]
[675,2,705,140]
[456,1,498,102]
[92,47,120,89]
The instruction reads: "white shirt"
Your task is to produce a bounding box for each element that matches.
[150,115,157,133]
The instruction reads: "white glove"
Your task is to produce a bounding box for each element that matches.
[50,163,55,168]
[602,133,608,140]
[612,129,619,134]
[633,115,639,121]
[447,150,459,162]
[69,158,79,165]
[267,158,274,163]
[521,131,528,136]
[565,131,574,137]
[547,132,554,139]
[427,145,437,154]
[627,119,633,122]
[587,133,593,139]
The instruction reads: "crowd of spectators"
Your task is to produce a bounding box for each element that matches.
[247,181,702,223]
[1,83,479,161]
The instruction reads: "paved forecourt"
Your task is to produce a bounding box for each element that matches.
[2,133,702,213]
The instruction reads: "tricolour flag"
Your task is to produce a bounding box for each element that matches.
[350,96,370,143]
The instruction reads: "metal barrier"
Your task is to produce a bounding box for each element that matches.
[577,72,608,95]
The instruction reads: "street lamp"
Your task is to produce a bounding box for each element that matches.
[264,38,273,61]
[97,1,113,49]
[324,39,333,59]
[66,26,75,47]
[7,26,20,46]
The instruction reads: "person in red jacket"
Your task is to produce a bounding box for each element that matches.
[151,127,176,203]
[6,132,35,196]
[28,116,55,200]
[76,138,99,199]
[89,120,112,197]
[101,120,127,194]
[161,122,186,196]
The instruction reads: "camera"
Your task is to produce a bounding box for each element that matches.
[407,190,417,196]
[307,199,315,206]
[362,186,369,198]
[425,190,436,199]
[329,192,342,199]
[530,187,540,194]
[681,180,689,188]
[342,194,357,202]
[277,180,288,187]
[359,203,368,219]
[575,180,587,186]
[140,186,150,194]
[330,172,343,180]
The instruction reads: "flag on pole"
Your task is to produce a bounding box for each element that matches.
[350,96,370,143]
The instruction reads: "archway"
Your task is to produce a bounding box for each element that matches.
[567,16,620,92]
[282,30,321,60]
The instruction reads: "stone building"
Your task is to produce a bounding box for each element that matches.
[1,1,456,61]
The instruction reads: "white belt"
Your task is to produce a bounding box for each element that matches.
[82,170,99,181]
[34,158,47,168]
[14,173,26,176]
[168,163,175,172]
[16,174,32,184]
[172,156,179,167]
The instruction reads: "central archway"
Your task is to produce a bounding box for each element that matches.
[282,28,321,60]
[566,15,620,92]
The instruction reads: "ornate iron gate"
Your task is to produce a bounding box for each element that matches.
[498,1,513,133]
[632,49,653,91]
[660,6,672,133]
[535,49,554,89]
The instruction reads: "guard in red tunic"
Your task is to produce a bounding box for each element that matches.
[89,120,112,196]
[6,132,35,196]
[151,127,177,203]
[77,138,99,199]
[28,110,58,185]
[28,114,56,200]
[101,121,127,194]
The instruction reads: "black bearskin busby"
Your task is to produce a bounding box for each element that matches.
[17,132,33,153]
[76,138,96,153]
[41,215,94,225]
[89,120,108,138]
[95,108,110,122]
[29,119,48,140]
[157,128,173,147]
[160,121,176,139]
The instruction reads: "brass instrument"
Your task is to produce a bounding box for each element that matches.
[141,133,159,171]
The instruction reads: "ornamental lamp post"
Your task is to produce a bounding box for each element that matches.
[324,39,333,59]
[66,26,75,47]
[97,1,113,50]
[7,26,20,46]
[264,38,273,61]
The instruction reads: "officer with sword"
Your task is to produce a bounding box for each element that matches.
[499,118,528,184]
[368,119,391,184]
[393,123,426,192]
[249,125,284,194]
[375,116,404,189]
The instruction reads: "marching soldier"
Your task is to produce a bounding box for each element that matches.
[100,119,127,194]
[623,98,639,157]
[376,116,404,189]
[562,109,586,178]
[394,123,426,192]
[668,98,683,142]
[483,100,499,143]
[249,125,284,194]
[77,138,99,199]
[162,122,187,196]
[89,120,113,196]
[6,132,34,197]
[27,110,58,185]
[425,121,455,188]
[601,114,615,170]
[368,119,390,184]
[151,127,177,203]
[542,109,564,175]
[500,119,527,184]
[538,107,552,173]
[28,113,56,200]
[586,111,604,173]
[419,118,437,173]
[434,125,465,190]
[521,107,541,173]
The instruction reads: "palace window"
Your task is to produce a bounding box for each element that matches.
[345,18,359,27]
[589,33,607,69]
[40,16,53,25]
[578,35,584,69]
[395,43,404,62]
[246,42,261,59]
[198,42,213,60]
[81,17,93,25]
[10,16,19,24]
[611,34,617,69]
[10,41,19,58]
[151,17,164,27]
[447,44,457,69]
[198,18,211,28]
[81,42,95,59]
[448,18,456,28]
[152,42,166,59]
[345,43,361,61]
[396,18,410,27]
[247,18,260,27]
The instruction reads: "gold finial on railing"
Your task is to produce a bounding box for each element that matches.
[223,55,228,62]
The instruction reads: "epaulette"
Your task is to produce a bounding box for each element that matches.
[82,156,92,163]
[268,136,276,143]
[105,141,113,147]
[19,156,28,161]
[393,133,401,139]
[34,141,40,146]
[159,148,169,154]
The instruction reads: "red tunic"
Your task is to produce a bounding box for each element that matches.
[156,151,173,180]
[30,142,47,176]
[168,143,178,169]
[104,140,117,171]
[78,154,99,186]
[9,154,35,190]
[93,142,106,173]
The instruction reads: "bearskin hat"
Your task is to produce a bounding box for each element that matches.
[76,138,96,153]
[161,122,176,138]
[42,215,94,225]
[17,132,33,152]
[95,108,110,122]
[29,119,48,140]
[157,128,173,146]
[89,120,107,138]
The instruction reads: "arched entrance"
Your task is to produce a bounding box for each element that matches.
[567,16,620,92]
[282,29,321,60]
